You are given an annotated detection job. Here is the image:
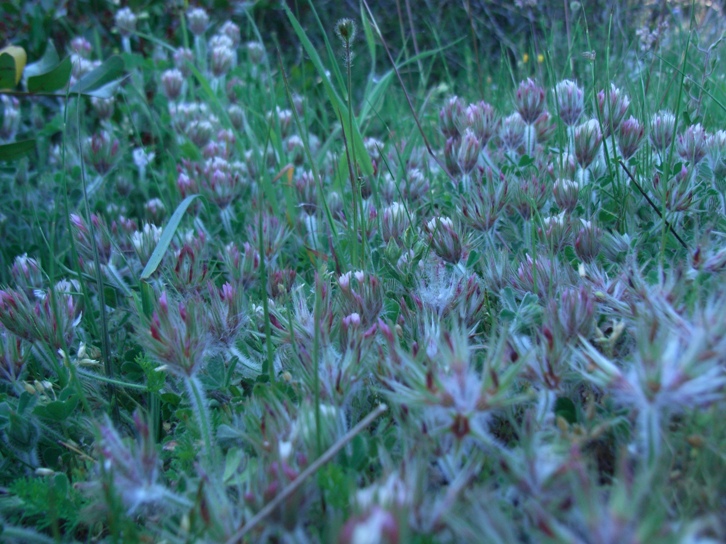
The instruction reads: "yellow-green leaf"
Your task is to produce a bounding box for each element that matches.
[0,45,27,87]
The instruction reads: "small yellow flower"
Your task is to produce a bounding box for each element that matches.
[523,53,530,64]
[537,53,545,64]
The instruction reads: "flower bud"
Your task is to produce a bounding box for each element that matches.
[617,116,645,160]
[460,169,508,232]
[465,101,498,146]
[91,97,115,121]
[161,69,184,101]
[338,271,383,326]
[500,112,526,153]
[70,213,113,266]
[176,171,198,199]
[186,119,214,148]
[553,178,579,212]
[267,269,297,300]
[173,48,194,77]
[327,190,344,219]
[514,254,558,296]
[210,45,234,78]
[335,18,357,44]
[677,123,709,165]
[227,104,245,131]
[574,219,601,262]
[425,216,463,264]
[549,286,595,341]
[650,110,676,152]
[221,242,260,289]
[278,108,293,139]
[457,129,481,174]
[115,7,137,38]
[440,96,464,139]
[555,79,584,127]
[574,119,602,169]
[444,137,461,176]
[0,281,82,349]
[85,130,120,175]
[131,223,163,267]
[11,254,44,297]
[187,8,209,37]
[534,111,556,144]
[511,175,548,219]
[539,212,571,252]
[246,41,266,64]
[293,170,317,214]
[70,37,92,58]
[219,21,241,46]
[515,78,546,124]
[144,198,165,224]
[96,411,167,515]
[381,202,412,243]
[597,84,630,136]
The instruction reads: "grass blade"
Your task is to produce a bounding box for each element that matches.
[140,194,201,281]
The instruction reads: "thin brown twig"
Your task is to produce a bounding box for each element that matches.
[619,160,688,250]
[225,404,388,543]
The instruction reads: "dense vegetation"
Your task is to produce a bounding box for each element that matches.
[0,1,725,542]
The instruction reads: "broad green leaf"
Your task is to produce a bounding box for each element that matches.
[23,42,60,79]
[140,194,200,280]
[0,139,36,161]
[27,56,72,93]
[33,395,79,421]
[0,45,27,87]
[69,55,125,95]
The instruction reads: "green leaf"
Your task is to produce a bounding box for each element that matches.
[53,473,70,497]
[140,194,200,280]
[160,392,182,406]
[317,464,350,510]
[0,53,18,88]
[27,56,71,93]
[201,358,225,389]
[23,42,60,79]
[0,139,36,161]
[223,448,245,484]
[33,395,79,422]
[360,2,377,70]
[69,55,125,95]
[518,154,535,168]
[554,396,578,424]
[79,78,123,99]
